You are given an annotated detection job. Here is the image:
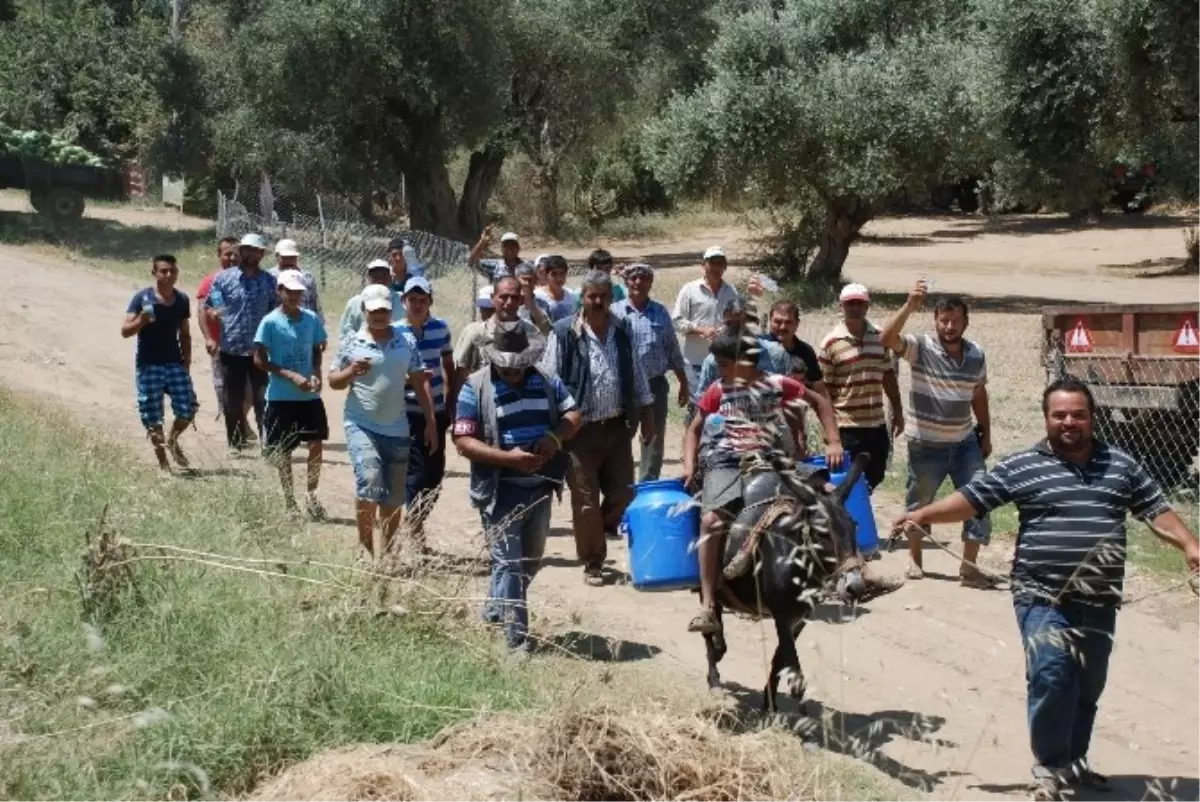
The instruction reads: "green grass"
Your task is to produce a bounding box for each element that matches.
[0,389,538,800]
[878,470,1197,580]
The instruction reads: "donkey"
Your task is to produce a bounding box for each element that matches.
[703,451,870,713]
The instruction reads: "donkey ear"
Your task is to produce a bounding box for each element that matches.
[834,453,871,503]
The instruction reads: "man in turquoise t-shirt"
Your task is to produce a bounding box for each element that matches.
[253,269,330,518]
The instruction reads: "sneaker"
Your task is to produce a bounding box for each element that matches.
[905,563,925,580]
[583,566,604,587]
[1067,763,1110,791]
[1031,776,1063,802]
[305,494,327,522]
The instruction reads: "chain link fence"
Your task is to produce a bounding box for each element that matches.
[1044,342,1199,492]
[215,183,485,333]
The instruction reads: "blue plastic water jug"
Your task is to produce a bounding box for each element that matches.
[800,455,880,557]
[621,478,701,591]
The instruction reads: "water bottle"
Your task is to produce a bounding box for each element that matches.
[208,287,224,309]
[141,292,155,322]
[703,413,726,438]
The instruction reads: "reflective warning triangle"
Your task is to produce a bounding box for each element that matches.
[1066,318,1094,352]
[1173,316,1199,354]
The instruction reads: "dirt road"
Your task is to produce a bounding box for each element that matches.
[1,244,1196,800]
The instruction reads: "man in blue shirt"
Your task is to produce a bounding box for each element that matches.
[613,263,691,481]
[396,276,456,549]
[120,254,197,472]
[206,232,278,451]
[253,270,329,518]
[453,322,581,652]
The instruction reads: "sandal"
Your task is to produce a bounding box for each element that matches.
[687,610,722,634]
[905,563,925,580]
[960,569,1001,589]
[166,439,190,469]
[583,567,604,587]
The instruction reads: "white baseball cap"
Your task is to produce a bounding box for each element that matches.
[703,245,726,261]
[403,276,433,296]
[500,231,519,244]
[276,269,306,291]
[239,233,267,250]
[365,258,391,274]
[476,285,495,309]
[274,238,300,257]
[839,283,870,303]
[361,284,393,312]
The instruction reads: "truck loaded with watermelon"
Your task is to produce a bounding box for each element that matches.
[0,124,127,221]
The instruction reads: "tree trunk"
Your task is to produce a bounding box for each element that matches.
[457,144,506,242]
[808,197,873,282]
[531,158,561,236]
[404,158,463,241]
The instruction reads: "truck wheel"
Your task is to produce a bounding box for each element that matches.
[40,188,86,222]
[28,189,48,214]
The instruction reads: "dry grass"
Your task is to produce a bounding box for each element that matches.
[251,704,875,802]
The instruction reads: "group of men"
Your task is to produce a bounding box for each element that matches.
[121,227,1198,801]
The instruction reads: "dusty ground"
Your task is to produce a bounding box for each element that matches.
[0,204,1197,801]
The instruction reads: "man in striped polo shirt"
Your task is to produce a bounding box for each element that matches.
[818,283,904,490]
[894,378,1198,801]
[397,276,455,548]
[881,281,994,585]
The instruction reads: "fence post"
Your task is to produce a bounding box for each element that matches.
[216,190,224,237]
[316,193,328,291]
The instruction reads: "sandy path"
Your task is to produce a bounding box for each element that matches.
[0,246,1196,800]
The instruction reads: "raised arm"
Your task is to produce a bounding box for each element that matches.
[879,279,927,354]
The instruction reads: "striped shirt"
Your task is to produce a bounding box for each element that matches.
[397,316,453,414]
[614,297,687,380]
[454,370,577,483]
[696,375,805,469]
[900,333,986,443]
[961,441,1171,607]
[818,321,895,428]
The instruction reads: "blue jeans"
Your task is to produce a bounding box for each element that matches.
[906,436,991,544]
[482,482,553,650]
[1015,599,1117,772]
[345,421,410,508]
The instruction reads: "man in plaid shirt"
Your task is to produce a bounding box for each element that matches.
[614,263,691,481]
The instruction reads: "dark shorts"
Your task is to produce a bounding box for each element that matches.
[838,425,891,490]
[263,399,329,451]
[701,465,746,517]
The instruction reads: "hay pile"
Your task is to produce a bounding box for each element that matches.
[251,707,825,801]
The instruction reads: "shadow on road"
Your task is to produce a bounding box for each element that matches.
[714,681,961,793]
[0,209,213,263]
[972,774,1198,801]
[550,630,662,662]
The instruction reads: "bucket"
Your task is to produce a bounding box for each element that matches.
[621,478,701,591]
[801,455,880,557]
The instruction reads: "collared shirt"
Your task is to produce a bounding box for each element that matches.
[338,288,404,341]
[475,257,533,282]
[253,308,328,402]
[818,320,895,429]
[539,314,654,422]
[671,279,740,366]
[267,267,323,318]
[332,325,424,438]
[694,336,791,401]
[962,440,1170,607]
[614,297,687,381]
[396,316,453,415]
[900,333,986,443]
[454,318,544,374]
[206,267,278,356]
[535,286,579,322]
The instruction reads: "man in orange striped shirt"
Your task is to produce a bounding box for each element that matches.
[817,283,904,490]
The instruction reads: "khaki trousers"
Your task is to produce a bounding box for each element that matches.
[566,417,636,571]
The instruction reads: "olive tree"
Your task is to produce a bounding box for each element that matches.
[643,0,983,281]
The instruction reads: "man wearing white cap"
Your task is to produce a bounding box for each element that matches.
[269,239,323,318]
[254,269,329,518]
[672,246,740,387]
[817,282,905,491]
[476,285,496,322]
[454,277,544,382]
[330,284,438,558]
[205,232,278,451]
[468,226,533,282]
[339,259,403,340]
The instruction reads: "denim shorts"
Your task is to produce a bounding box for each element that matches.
[906,436,991,544]
[345,421,410,507]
